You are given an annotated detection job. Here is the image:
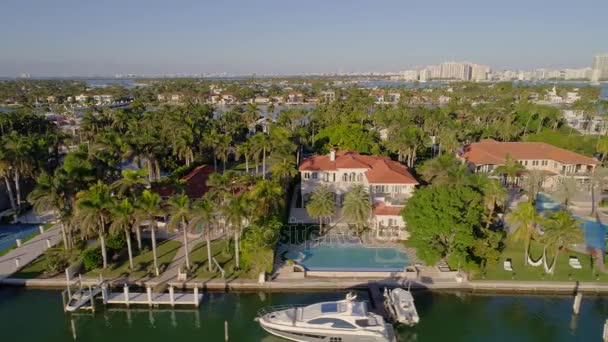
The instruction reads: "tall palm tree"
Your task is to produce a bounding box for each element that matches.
[2,132,33,211]
[189,197,215,272]
[0,156,17,212]
[342,184,371,235]
[111,169,149,199]
[75,181,112,269]
[552,176,580,208]
[167,194,192,270]
[109,198,135,270]
[521,170,547,202]
[235,141,253,173]
[506,201,539,265]
[251,132,272,178]
[305,186,336,234]
[134,189,164,276]
[540,210,583,275]
[493,154,524,187]
[480,177,508,229]
[221,194,249,270]
[248,179,284,218]
[27,172,70,249]
[270,159,297,189]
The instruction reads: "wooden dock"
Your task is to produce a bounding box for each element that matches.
[101,284,203,308]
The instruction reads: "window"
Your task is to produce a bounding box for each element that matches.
[356,173,363,182]
[303,172,310,180]
[307,318,356,329]
[332,173,336,182]
[342,173,348,182]
[524,161,528,166]
[542,160,548,166]
[312,172,318,179]
[330,338,342,342]
[323,172,329,182]
[388,218,395,226]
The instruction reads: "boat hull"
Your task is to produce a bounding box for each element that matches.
[258,321,392,342]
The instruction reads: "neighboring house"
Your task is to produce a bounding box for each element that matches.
[438,95,451,105]
[93,94,114,104]
[299,150,418,240]
[387,92,401,103]
[563,109,608,135]
[75,94,88,103]
[287,92,304,104]
[458,139,598,188]
[254,96,270,104]
[154,165,215,199]
[372,90,385,104]
[220,93,237,105]
[321,91,336,103]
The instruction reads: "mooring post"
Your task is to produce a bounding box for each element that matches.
[15,239,21,247]
[124,284,130,307]
[39,225,44,234]
[224,320,229,341]
[14,257,20,269]
[573,292,583,315]
[147,286,153,307]
[194,286,199,307]
[101,284,108,305]
[65,269,72,299]
[61,290,68,313]
[169,285,175,307]
[89,285,95,313]
[46,238,51,248]
[603,319,608,341]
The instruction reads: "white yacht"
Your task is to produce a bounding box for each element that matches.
[384,287,419,326]
[65,287,101,312]
[256,293,395,342]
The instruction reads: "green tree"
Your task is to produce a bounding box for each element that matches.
[248,179,284,218]
[402,185,486,267]
[75,181,112,269]
[493,154,524,187]
[552,176,580,208]
[189,197,215,272]
[109,199,136,270]
[342,184,371,235]
[506,201,539,265]
[540,210,583,275]
[167,194,192,270]
[134,190,164,276]
[305,186,336,234]
[27,172,70,249]
[221,194,249,270]
[111,169,149,199]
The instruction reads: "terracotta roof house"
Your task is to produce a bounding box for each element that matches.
[298,150,418,240]
[458,139,598,188]
[154,165,215,199]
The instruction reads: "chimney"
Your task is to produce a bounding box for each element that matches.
[329,149,336,161]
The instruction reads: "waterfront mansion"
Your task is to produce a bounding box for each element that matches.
[298,150,418,239]
[458,139,598,188]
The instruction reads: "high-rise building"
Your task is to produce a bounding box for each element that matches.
[471,64,490,81]
[564,68,592,80]
[402,70,419,81]
[419,68,431,82]
[440,62,472,80]
[591,54,608,81]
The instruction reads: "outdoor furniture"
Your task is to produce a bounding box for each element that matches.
[569,256,582,269]
[503,260,513,271]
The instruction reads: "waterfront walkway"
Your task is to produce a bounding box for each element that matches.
[0,224,62,281]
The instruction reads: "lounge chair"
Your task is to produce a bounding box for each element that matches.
[503,260,513,272]
[569,257,582,269]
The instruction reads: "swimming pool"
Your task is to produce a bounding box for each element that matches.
[285,243,411,272]
[0,225,41,253]
[535,193,606,252]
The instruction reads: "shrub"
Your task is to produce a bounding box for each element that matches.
[82,247,102,271]
[106,233,127,251]
[45,252,68,276]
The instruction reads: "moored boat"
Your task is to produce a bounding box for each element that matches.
[383,287,420,326]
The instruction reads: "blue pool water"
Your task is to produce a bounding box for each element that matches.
[286,243,411,272]
[535,193,607,252]
[0,225,40,253]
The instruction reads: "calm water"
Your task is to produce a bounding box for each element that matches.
[1,288,607,341]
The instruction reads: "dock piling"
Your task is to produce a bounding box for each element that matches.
[573,292,583,315]
[193,286,199,307]
[14,257,20,269]
[124,284,130,307]
[147,286,153,307]
[225,320,229,341]
[603,319,608,341]
[169,285,175,307]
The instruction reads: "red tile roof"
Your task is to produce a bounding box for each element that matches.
[460,140,598,166]
[154,165,215,199]
[299,150,418,185]
[373,202,403,216]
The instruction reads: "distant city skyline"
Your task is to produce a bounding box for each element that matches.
[0,0,607,77]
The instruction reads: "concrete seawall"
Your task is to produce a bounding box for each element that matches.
[3,277,608,295]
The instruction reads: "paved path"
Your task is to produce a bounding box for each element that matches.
[148,233,188,285]
[0,224,62,281]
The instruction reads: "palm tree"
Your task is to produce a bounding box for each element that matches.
[251,132,272,178]
[0,156,17,212]
[521,169,547,202]
[552,176,580,208]
[480,178,508,229]
[270,159,297,188]
[506,201,539,265]
[27,172,70,249]
[305,186,336,234]
[493,154,524,187]
[111,169,149,199]
[189,197,215,272]
[248,179,284,218]
[342,184,371,235]
[133,190,164,276]
[109,199,135,270]
[75,181,112,269]
[221,194,249,270]
[167,194,192,270]
[2,132,33,211]
[235,141,253,173]
[540,210,584,275]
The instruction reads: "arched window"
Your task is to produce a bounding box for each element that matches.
[342,173,348,182]
[356,173,363,182]
[349,172,356,182]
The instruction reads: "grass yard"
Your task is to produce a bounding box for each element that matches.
[86,239,181,280]
[478,240,608,282]
[189,239,257,280]
[12,247,82,279]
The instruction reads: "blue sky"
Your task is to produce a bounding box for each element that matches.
[0,0,606,76]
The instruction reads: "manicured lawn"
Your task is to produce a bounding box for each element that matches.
[189,239,257,279]
[12,247,82,279]
[478,240,608,282]
[86,239,181,279]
